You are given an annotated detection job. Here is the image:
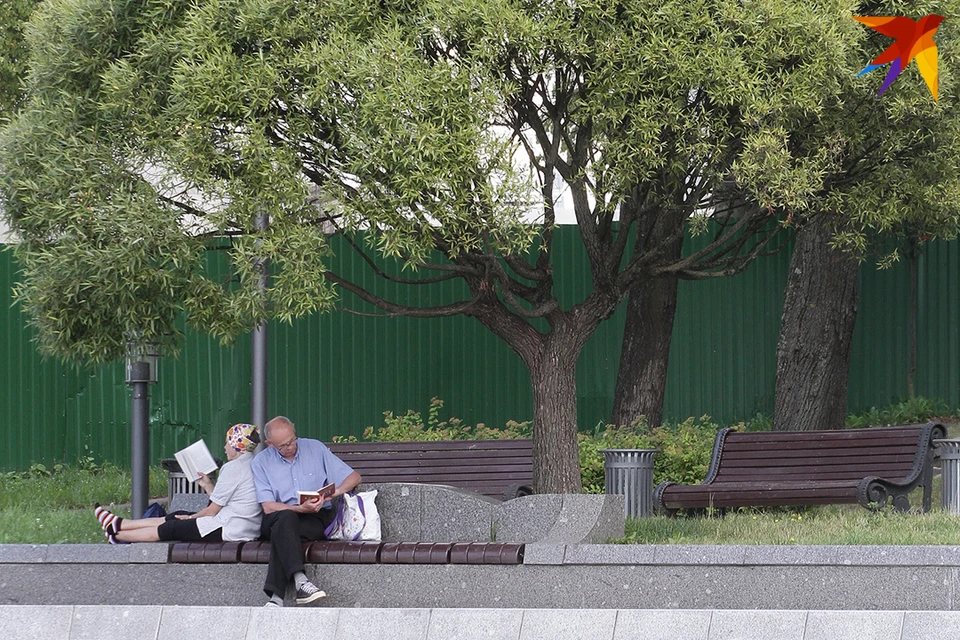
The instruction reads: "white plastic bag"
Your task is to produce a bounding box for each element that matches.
[325,489,381,542]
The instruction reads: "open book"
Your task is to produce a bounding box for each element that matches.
[298,482,336,505]
[174,440,219,486]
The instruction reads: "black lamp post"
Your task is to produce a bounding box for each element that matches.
[125,337,160,519]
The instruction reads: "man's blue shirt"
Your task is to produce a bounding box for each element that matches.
[251,438,354,507]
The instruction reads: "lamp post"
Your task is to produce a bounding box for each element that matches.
[125,337,160,519]
[251,212,269,437]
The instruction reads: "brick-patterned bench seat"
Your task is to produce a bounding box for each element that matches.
[169,541,525,565]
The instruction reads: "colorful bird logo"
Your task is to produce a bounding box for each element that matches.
[854,14,945,101]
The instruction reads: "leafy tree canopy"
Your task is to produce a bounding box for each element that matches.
[0,0,39,122]
[4,0,960,489]
[0,0,865,358]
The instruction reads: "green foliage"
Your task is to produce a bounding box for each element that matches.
[846,396,956,429]
[0,0,39,122]
[346,397,532,443]
[579,417,719,492]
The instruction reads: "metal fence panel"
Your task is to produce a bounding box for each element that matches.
[1,229,958,470]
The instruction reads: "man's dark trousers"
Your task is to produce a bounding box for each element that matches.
[260,509,336,597]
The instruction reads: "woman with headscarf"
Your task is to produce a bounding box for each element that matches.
[93,424,263,543]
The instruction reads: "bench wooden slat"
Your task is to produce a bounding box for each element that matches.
[717,453,918,468]
[721,440,920,454]
[328,440,533,452]
[717,465,915,480]
[669,479,857,490]
[355,470,534,483]
[720,427,924,443]
[333,451,534,464]
[655,422,946,514]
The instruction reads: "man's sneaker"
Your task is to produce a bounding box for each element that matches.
[295,581,327,605]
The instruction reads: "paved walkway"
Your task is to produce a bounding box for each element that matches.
[4,606,959,640]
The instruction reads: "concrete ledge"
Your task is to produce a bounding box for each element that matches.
[4,607,960,640]
[0,543,169,564]
[6,542,960,567]
[2,553,960,610]
[520,544,960,567]
[6,544,960,610]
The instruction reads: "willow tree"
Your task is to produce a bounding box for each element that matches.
[2,0,861,492]
[773,1,960,431]
[0,0,38,122]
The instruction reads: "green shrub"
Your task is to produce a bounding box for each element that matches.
[846,396,955,429]
[351,397,531,443]
[578,416,720,492]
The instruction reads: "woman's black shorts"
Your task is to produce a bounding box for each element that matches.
[156,510,223,542]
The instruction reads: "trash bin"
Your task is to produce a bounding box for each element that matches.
[935,439,960,513]
[599,448,658,518]
[160,458,220,504]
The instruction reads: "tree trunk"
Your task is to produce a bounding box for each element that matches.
[773,216,859,431]
[528,331,584,493]
[610,274,680,428]
[611,208,685,429]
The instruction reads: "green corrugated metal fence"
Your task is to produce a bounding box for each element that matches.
[1,228,958,471]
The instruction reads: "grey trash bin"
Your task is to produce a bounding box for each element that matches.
[599,449,658,518]
[935,439,960,513]
[161,458,219,505]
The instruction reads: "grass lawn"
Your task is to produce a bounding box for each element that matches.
[623,505,960,545]
[622,472,960,545]
[0,464,167,544]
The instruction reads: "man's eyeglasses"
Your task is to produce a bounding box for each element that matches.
[272,437,298,451]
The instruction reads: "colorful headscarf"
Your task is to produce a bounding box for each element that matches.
[226,423,260,453]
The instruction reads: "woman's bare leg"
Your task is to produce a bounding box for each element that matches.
[116,517,167,531]
[114,527,161,543]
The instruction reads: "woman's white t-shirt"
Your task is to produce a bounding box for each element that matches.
[196,452,262,541]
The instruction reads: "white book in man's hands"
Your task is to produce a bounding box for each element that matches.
[174,440,219,485]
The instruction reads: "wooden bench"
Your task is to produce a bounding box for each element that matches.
[655,422,946,514]
[326,439,534,501]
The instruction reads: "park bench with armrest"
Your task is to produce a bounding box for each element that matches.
[655,422,946,515]
[326,438,534,501]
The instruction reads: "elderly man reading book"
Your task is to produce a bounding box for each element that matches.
[251,415,361,607]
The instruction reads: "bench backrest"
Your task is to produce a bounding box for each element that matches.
[709,423,943,484]
[326,439,534,499]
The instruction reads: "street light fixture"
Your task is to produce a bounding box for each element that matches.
[125,336,160,518]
